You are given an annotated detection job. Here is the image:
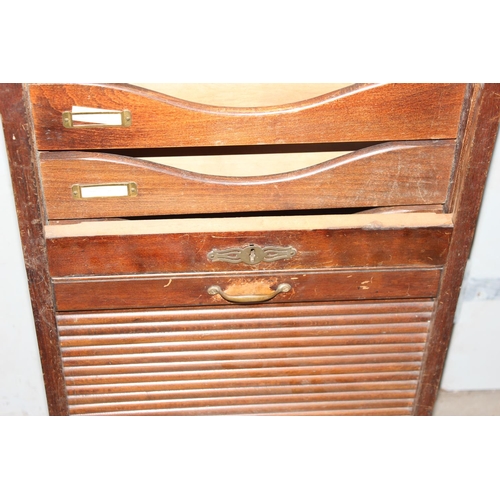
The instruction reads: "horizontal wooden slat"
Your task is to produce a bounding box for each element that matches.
[69,395,416,415]
[29,83,466,150]
[52,268,441,311]
[84,406,413,416]
[59,308,432,331]
[61,333,427,358]
[46,223,452,277]
[64,363,422,386]
[63,351,424,374]
[61,342,426,367]
[39,141,455,219]
[67,380,418,406]
[58,322,431,346]
[59,322,430,342]
[57,299,435,326]
[66,371,421,394]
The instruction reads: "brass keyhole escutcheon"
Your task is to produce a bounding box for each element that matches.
[207,244,297,266]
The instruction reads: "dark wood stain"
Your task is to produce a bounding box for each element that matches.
[0,84,69,415]
[2,82,498,416]
[39,141,455,219]
[413,84,500,415]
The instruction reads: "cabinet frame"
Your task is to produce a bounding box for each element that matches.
[2,83,499,416]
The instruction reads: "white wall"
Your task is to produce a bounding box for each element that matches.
[0,113,499,415]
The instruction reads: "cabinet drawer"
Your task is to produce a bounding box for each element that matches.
[57,299,434,416]
[39,141,455,219]
[45,213,453,277]
[29,83,466,151]
[52,267,442,311]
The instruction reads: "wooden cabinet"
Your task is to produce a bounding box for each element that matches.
[2,83,499,415]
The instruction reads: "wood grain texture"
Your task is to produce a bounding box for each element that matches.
[39,141,455,219]
[414,84,500,415]
[62,344,426,368]
[29,83,466,150]
[52,268,441,311]
[57,298,434,329]
[61,343,427,364]
[57,299,431,415]
[46,224,452,277]
[67,392,418,415]
[70,398,417,416]
[63,352,425,377]
[65,363,423,386]
[66,373,421,395]
[0,84,69,415]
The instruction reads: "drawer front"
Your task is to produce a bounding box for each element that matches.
[52,268,442,311]
[46,219,452,277]
[29,83,466,150]
[58,299,433,416]
[39,141,455,220]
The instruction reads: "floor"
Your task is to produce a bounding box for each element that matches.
[432,389,500,415]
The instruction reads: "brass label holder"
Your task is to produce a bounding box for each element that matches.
[63,107,132,128]
[72,182,138,199]
[208,244,297,266]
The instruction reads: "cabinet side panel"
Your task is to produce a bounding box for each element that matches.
[0,84,68,415]
[414,84,500,415]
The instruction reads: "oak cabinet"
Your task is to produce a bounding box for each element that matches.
[2,83,499,415]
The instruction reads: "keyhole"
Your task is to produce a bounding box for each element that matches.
[249,248,256,263]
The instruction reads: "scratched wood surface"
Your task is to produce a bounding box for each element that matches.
[0,84,69,415]
[46,224,452,277]
[39,140,455,219]
[52,268,442,311]
[414,83,500,415]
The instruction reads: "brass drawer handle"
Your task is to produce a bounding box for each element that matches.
[207,283,292,304]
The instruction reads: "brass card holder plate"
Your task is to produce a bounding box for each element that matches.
[63,109,132,128]
[208,244,297,265]
[72,182,138,199]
